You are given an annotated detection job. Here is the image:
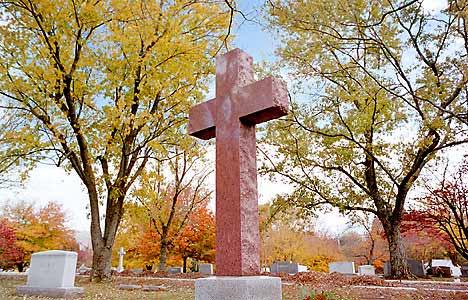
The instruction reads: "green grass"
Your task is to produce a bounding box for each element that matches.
[0,277,310,300]
[0,278,194,300]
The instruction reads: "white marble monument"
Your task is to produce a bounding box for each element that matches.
[117,247,125,272]
[16,250,84,298]
[432,259,462,277]
[358,265,376,276]
[329,261,356,275]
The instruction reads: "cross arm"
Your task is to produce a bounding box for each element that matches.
[237,77,289,125]
[188,98,216,140]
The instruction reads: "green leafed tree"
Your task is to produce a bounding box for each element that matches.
[264,0,468,277]
[0,0,231,281]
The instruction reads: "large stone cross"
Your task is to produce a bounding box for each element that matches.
[188,49,288,276]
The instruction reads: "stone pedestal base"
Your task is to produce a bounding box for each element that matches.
[195,276,282,300]
[16,286,84,298]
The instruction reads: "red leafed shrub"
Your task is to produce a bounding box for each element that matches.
[0,219,24,269]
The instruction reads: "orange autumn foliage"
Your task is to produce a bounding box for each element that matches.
[1,201,78,270]
[116,202,216,270]
[174,206,216,263]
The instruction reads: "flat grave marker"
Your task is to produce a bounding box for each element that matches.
[169,267,183,274]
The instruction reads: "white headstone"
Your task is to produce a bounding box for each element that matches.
[453,267,462,277]
[329,262,355,274]
[199,263,213,275]
[27,250,77,287]
[16,250,84,298]
[432,259,462,277]
[358,265,376,276]
[298,265,308,272]
[432,259,453,268]
[117,247,125,272]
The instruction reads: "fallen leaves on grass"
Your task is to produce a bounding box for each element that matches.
[268,271,394,288]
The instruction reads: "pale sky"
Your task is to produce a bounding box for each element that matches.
[422,0,447,11]
[0,0,452,235]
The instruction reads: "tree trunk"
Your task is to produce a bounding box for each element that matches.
[367,237,375,265]
[383,221,411,278]
[16,263,24,272]
[183,256,188,273]
[88,189,123,281]
[91,244,113,281]
[159,232,169,272]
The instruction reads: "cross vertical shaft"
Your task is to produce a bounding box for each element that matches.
[215,50,259,275]
[188,48,289,276]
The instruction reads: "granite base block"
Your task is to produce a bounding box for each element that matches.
[195,276,282,300]
[16,286,84,298]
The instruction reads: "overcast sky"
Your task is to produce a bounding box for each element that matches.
[0,0,450,235]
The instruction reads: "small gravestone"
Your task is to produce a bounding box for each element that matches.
[169,266,183,274]
[270,261,303,274]
[358,265,376,276]
[453,266,462,277]
[16,250,84,298]
[288,263,299,274]
[329,262,355,274]
[298,265,308,272]
[432,259,462,277]
[384,261,390,277]
[199,263,213,275]
[407,259,425,276]
[271,261,290,273]
[461,265,468,277]
[117,247,125,272]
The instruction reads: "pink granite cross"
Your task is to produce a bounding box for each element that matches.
[188,49,288,276]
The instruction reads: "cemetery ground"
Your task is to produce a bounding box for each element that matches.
[1,272,468,300]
